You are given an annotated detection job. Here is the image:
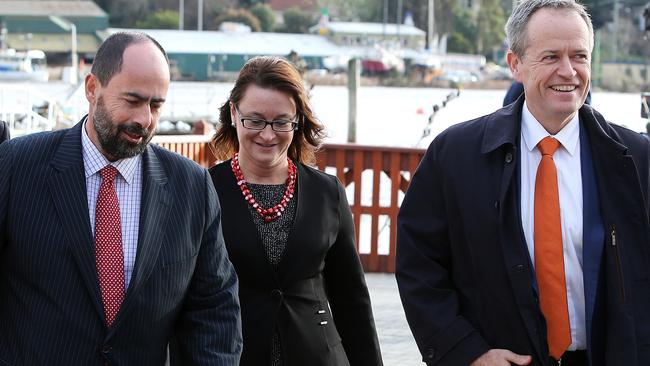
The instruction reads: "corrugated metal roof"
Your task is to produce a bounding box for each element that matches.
[318,22,425,36]
[108,28,342,57]
[0,1,106,17]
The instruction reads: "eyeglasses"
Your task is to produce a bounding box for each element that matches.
[235,107,298,132]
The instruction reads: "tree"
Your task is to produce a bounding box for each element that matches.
[316,0,358,21]
[214,8,262,31]
[135,10,180,29]
[313,0,383,22]
[250,3,276,32]
[582,0,614,29]
[279,7,316,33]
[105,0,148,27]
[238,0,267,7]
[448,32,476,53]
[447,5,477,53]
[201,0,231,30]
[173,0,233,30]
[93,0,111,13]
[475,0,505,57]
[355,0,381,22]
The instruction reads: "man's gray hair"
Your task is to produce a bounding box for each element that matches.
[505,0,594,57]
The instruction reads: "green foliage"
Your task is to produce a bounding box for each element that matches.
[448,32,476,53]
[94,0,111,13]
[332,0,373,22]
[202,0,230,30]
[250,3,276,32]
[448,5,477,53]
[355,0,382,22]
[333,0,456,35]
[432,0,458,34]
[239,0,267,7]
[582,0,613,29]
[279,7,316,34]
[135,10,180,29]
[476,0,505,56]
[106,0,147,27]
[214,8,262,32]
[317,0,344,20]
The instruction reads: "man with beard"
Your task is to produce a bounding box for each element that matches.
[0,31,242,365]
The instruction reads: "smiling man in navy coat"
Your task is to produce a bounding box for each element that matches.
[0,32,242,365]
[396,0,650,365]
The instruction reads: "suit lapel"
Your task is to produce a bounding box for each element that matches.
[582,107,646,223]
[111,145,171,332]
[47,122,104,319]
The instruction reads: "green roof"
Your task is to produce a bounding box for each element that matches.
[0,1,106,17]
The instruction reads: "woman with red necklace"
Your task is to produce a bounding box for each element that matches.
[209,56,383,366]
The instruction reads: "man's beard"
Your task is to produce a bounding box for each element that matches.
[93,97,154,160]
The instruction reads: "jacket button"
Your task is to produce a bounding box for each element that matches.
[426,347,435,360]
[271,289,283,300]
[505,152,513,163]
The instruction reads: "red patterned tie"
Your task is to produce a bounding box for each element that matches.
[95,165,125,327]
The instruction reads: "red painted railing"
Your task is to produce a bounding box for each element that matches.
[153,135,426,273]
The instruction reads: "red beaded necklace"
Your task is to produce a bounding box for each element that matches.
[231,152,297,222]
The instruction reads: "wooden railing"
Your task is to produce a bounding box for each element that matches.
[152,135,426,273]
[153,135,217,167]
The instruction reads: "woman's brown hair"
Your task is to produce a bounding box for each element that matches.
[210,56,325,165]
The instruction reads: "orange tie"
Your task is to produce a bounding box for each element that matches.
[534,137,571,359]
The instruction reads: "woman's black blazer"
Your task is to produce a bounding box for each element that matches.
[210,161,383,366]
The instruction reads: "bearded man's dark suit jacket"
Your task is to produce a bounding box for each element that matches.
[397,96,650,366]
[0,121,9,144]
[210,161,383,366]
[0,122,242,365]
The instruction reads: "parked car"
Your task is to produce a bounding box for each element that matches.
[436,70,480,84]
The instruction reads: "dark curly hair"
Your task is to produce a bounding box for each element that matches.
[210,56,325,165]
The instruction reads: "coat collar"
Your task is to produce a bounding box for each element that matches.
[578,104,629,156]
[480,95,630,157]
[481,95,523,154]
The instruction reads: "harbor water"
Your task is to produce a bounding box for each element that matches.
[2,81,647,148]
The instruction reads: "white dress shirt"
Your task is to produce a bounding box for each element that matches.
[519,102,586,350]
[82,120,142,290]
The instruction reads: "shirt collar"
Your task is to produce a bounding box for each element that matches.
[81,118,141,184]
[521,101,580,156]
